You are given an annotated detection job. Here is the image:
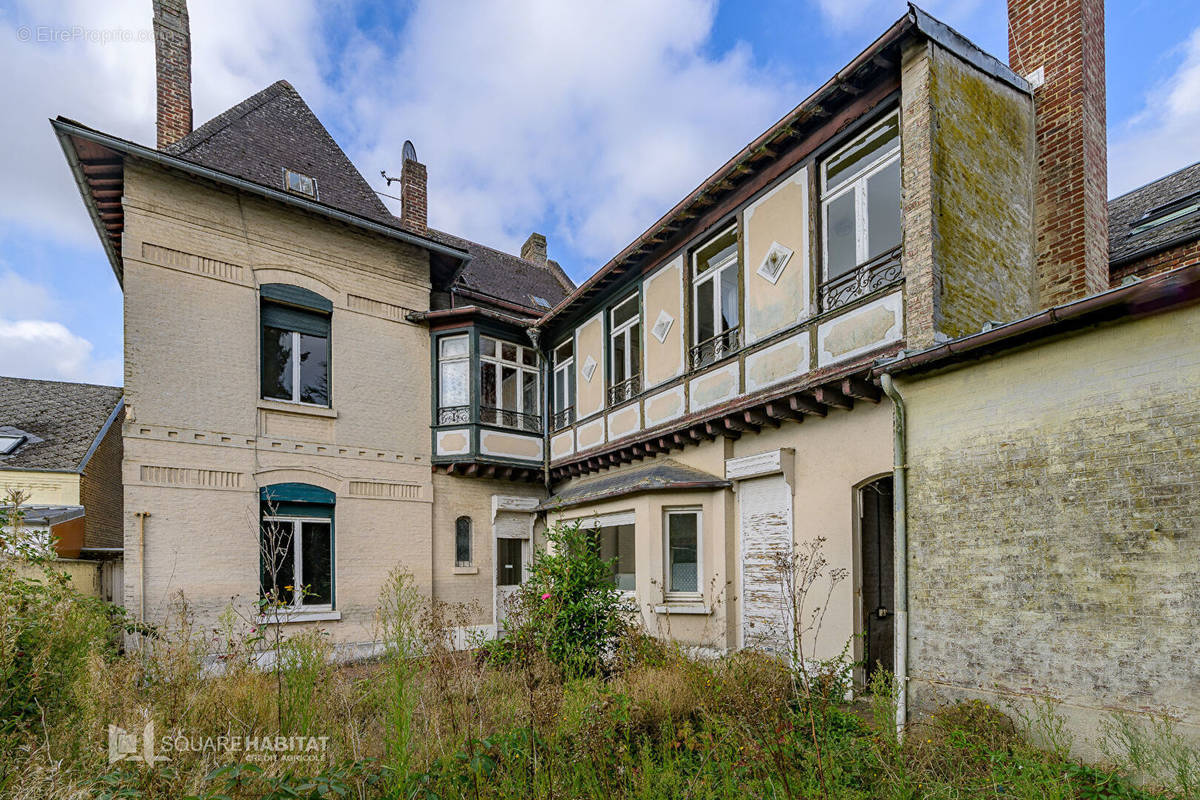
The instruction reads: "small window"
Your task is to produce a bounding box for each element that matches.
[665,509,700,596]
[261,289,331,407]
[691,226,740,369]
[437,335,470,423]
[608,293,641,405]
[455,516,472,566]
[593,523,636,592]
[1130,192,1200,233]
[552,340,576,429]
[284,169,318,199]
[0,434,24,455]
[821,112,901,281]
[260,487,334,610]
[531,295,552,309]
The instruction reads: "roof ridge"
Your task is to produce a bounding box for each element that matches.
[1109,159,1200,204]
[167,80,295,156]
[0,375,121,392]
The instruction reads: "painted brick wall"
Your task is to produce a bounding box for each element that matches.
[900,302,1200,750]
[80,406,124,549]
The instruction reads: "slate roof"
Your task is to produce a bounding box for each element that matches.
[536,459,730,511]
[165,81,572,313]
[0,377,122,472]
[1109,160,1200,266]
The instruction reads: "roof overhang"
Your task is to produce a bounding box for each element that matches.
[537,459,730,512]
[51,117,471,288]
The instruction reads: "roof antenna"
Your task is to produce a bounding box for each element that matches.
[380,141,420,187]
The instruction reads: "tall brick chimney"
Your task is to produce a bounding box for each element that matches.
[1008,0,1108,306]
[521,233,547,264]
[152,0,192,150]
[400,141,428,232]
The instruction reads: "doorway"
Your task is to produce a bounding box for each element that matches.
[859,476,894,685]
[495,537,526,626]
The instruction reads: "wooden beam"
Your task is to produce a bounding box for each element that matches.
[464,464,479,477]
[765,401,804,422]
[789,393,828,417]
[724,416,755,435]
[673,432,690,448]
[745,409,777,429]
[814,385,854,410]
[841,377,881,403]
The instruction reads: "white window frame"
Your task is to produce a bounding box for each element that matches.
[609,293,641,388]
[438,335,470,410]
[552,340,575,424]
[265,329,330,408]
[691,225,740,347]
[479,336,540,420]
[573,511,637,597]
[663,507,703,601]
[819,111,901,281]
[261,515,333,612]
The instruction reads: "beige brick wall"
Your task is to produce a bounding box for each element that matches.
[899,302,1200,751]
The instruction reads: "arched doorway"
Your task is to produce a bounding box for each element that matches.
[859,476,894,685]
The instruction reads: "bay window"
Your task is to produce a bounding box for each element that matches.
[608,293,641,405]
[552,340,576,430]
[479,336,540,432]
[820,112,902,288]
[691,226,740,369]
[260,285,331,407]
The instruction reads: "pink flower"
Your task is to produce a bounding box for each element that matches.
[541,593,551,600]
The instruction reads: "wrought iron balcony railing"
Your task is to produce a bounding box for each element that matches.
[690,327,741,371]
[480,406,542,433]
[552,406,575,431]
[608,375,641,406]
[437,405,470,425]
[819,247,902,313]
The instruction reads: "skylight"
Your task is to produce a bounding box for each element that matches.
[0,434,25,455]
[1130,192,1200,234]
[531,296,551,309]
[284,169,318,199]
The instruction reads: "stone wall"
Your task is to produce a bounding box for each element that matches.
[899,302,1200,750]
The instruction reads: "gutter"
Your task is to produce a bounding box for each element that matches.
[879,374,908,738]
[406,305,536,327]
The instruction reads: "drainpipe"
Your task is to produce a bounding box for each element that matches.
[135,511,150,625]
[879,374,908,738]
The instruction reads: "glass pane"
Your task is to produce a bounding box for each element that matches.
[497,538,522,585]
[555,340,573,364]
[501,342,517,362]
[611,294,639,327]
[825,191,858,279]
[261,519,295,605]
[668,513,698,593]
[554,369,567,413]
[522,370,539,416]
[261,327,293,401]
[696,278,715,343]
[719,267,739,332]
[598,524,636,592]
[521,347,538,367]
[480,337,497,358]
[300,521,332,606]
[612,330,627,384]
[630,323,641,379]
[825,113,900,191]
[298,334,328,405]
[696,228,737,275]
[867,158,902,259]
[455,517,471,564]
[480,362,496,420]
[440,360,468,407]
[440,335,468,358]
[568,368,576,409]
[501,366,518,411]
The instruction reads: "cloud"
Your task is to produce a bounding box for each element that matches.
[1108,26,1200,197]
[0,318,120,385]
[0,269,55,317]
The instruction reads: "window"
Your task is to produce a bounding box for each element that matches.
[821,112,901,281]
[691,226,740,369]
[437,335,470,425]
[284,168,318,199]
[593,523,636,592]
[1130,192,1200,233]
[259,483,334,611]
[455,516,472,566]
[552,340,575,430]
[479,336,540,432]
[608,293,641,405]
[0,434,24,455]
[260,286,331,407]
[665,509,700,596]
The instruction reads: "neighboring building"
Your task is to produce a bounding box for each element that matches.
[51,0,1196,749]
[1109,160,1200,285]
[0,376,124,599]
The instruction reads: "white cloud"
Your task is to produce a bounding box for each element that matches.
[0,269,54,317]
[1108,26,1200,197]
[0,318,119,385]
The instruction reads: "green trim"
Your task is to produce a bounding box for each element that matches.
[260,482,335,506]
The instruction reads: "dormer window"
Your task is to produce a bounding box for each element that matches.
[284,169,318,199]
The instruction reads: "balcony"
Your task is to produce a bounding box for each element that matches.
[819,247,902,313]
[479,406,542,434]
[608,375,641,406]
[552,406,575,431]
[690,327,741,371]
[437,405,470,425]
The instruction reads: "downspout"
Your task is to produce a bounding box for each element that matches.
[135,512,150,625]
[879,374,908,738]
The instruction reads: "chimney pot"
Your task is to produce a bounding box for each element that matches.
[153,0,192,149]
[521,233,547,264]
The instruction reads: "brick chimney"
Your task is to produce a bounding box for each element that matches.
[400,149,428,232]
[1008,0,1108,306]
[521,233,547,264]
[152,0,192,149]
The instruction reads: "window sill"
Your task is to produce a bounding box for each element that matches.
[258,399,338,419]
[260,609,342,625]
[453,565,479,575]
[653,603,710,616]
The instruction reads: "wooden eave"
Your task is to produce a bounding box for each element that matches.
[57,133,126,284]
[432,462,543,483]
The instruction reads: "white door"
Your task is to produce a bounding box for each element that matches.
[495,537,526,626]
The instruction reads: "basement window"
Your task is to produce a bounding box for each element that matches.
[284,169,318,200]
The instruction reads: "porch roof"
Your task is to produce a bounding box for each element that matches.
[537,459,729,512]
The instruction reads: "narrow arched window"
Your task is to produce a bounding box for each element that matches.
[455,516,472,566]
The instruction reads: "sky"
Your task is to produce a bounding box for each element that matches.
[0,0,1198,387]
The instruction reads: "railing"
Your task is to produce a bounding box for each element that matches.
[437,405,470,425]
[690,327,741,371]
[608,375,641,406]
[552,406,575,431]
[819,247,902,313]
[480,406,542,433]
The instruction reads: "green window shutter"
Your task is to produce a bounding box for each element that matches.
[261,301,330,337]
[260,482,335,517]
[260,284,333,312]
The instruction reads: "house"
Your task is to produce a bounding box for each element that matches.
[51,0,1196,748]
[0,376,124,599]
